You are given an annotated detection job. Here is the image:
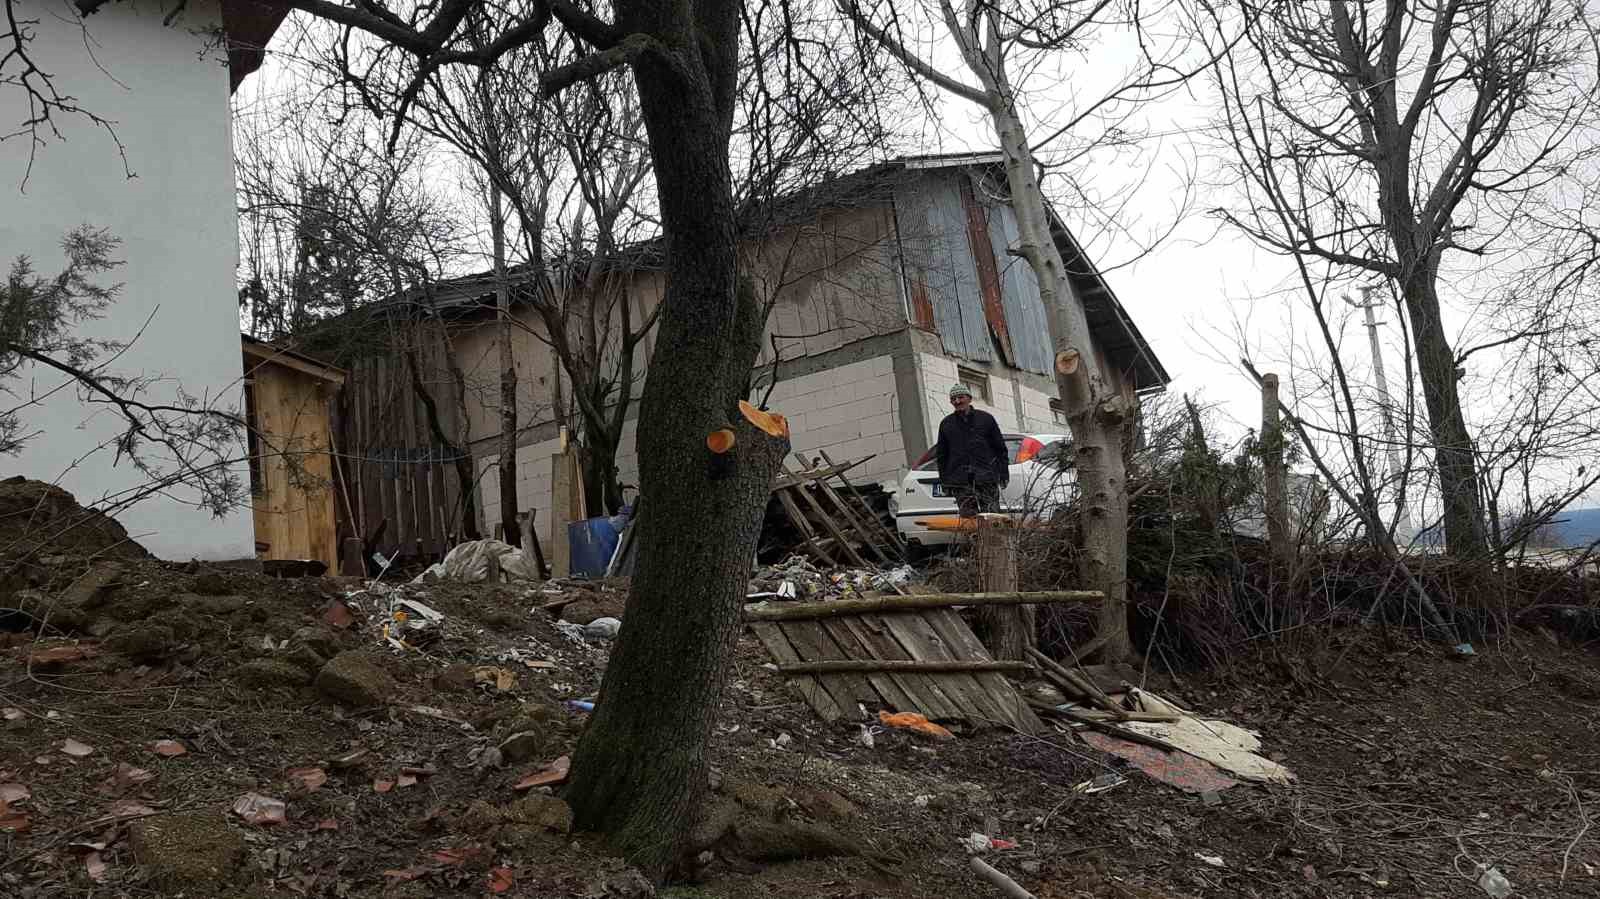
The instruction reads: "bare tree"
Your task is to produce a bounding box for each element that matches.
[1205,0,1600,558]
[843,0,1214,661]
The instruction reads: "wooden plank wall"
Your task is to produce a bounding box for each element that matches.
[334,326,475,564]
[249,361,339,569]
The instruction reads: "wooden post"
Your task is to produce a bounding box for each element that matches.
[339,537,366,577]
[1261,373,1291,569]
[976,514,1033,662]
[550,428,577,578]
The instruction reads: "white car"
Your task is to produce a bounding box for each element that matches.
[887,432,1076,549]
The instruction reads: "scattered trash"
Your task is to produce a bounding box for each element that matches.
[770,732,794,751]
[473,667,517,692]
[373,779,395,793]
[286,766,327,793]
[0,809,31,833]
[413,539,540,583]
[878,710,954,741]
[566,700,595,713]
[1195,853,1225,868]
[1201,790,1222,806]
[555,621,588,643]
[856,725,878,749]
[1073,773,1126,794]
[151,739,188,757]
[488,866,516,893]
[962,832,1016,854]
[1477,866,1512,898]
[513,755,571,790]
[329,748,369,769]
[584,617,622,640]
[1078,732,1241,794]
[60,738,95,758]
[749,558,920,602]
[1094,688,1294,784]
[232,792,288,825]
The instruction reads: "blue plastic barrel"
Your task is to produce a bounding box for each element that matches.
[568,516,621,578]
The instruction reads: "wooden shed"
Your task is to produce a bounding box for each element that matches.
[242,335,346,571]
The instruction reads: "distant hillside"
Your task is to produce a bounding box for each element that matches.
[1546,508,1600,548]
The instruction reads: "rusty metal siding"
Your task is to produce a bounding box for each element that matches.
[893,173,993,363]
[982,191,1055,375]
[958,176,1016,366]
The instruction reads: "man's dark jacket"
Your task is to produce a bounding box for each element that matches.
[934,409,1009,486]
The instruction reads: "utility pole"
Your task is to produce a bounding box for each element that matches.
[1343,285,1411,537]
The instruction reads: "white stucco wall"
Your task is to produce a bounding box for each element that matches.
[765,356,906,487]
[0,0,253,559]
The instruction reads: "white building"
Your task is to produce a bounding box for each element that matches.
[0,0,283,558]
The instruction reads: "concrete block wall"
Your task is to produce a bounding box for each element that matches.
[476,416,642,547]
[915,353,1024,442]
[764,357,906,486]
[1016,383,1068,435]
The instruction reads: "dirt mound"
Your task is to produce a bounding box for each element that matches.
[0,477,149,561]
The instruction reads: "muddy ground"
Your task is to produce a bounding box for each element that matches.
[1,552,1598,898]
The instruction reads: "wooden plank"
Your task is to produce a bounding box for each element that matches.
[783,468,873,568]
[744,590,1103,622]
[852,613,963,721]
[927,608,1040,733]
[876,611,997,725]
[822,617,926,714]
[408,375,430,556]
[818,450,907,555]
[780,620,876,712]
[774,487,836,566]
[749,622,844,722]
[776,659,1029,674]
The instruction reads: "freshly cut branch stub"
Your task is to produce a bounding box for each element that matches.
[706,429,737,454]
[739,400,789,438]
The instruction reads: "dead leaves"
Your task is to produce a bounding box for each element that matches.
[2,706,24,722]
[150,739,188,757]
[99,763,155,794]
[232,792,287,826]
[373,779,395,794]
[0,782,30,834]
[472,666,517,692]
[60,738,95,758]
[512,755,571,791]
[488,866,515,893]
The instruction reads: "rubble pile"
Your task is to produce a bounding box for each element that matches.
[746,556,918,603]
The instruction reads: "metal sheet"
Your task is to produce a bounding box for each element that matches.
[984,198,1055,374]
[958,176,1015,365]
[894,175,992,362]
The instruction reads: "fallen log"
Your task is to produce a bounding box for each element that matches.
[776,660,1032,675]
[743,590,1102,622]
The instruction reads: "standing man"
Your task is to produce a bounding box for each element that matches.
[915,383,1009,517]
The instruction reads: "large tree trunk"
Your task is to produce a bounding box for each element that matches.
[563,0,785,878]
[1400,272,1488,557]
[988,98,1134,663]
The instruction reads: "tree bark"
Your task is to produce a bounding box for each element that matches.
[1260,373,1290,569]
[490,188,522,548]
[562,0,784,878]
[1401,272,1487,556]
[976,516,1032,661]
[986,96,1134,663]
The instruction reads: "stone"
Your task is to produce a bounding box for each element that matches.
[105,624,176,661]
[456,800,505,834]
[497,730,544,764]
[433,664,477,694]
[191,594,246,616]
[595,867,656,899]
[506,794,573,834]
[129,812,245,889]
[284,644,327,676]
[58,562,124,610]
[235,659,313,689]
[291,626,343,658]
[584,617,622,640]
[315,652,396,707]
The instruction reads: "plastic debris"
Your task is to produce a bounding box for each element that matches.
[566,699,595,713]
[232,792,288,825]
[1073,773,1126,794]
[584,617,622,640]
[1477,866,1512,898]
[1195,853,1225,868]
[878,710,954,741]
[413,539,540,583]
[856,725,878,749]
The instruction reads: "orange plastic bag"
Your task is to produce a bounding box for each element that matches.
[878,710,954,741]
